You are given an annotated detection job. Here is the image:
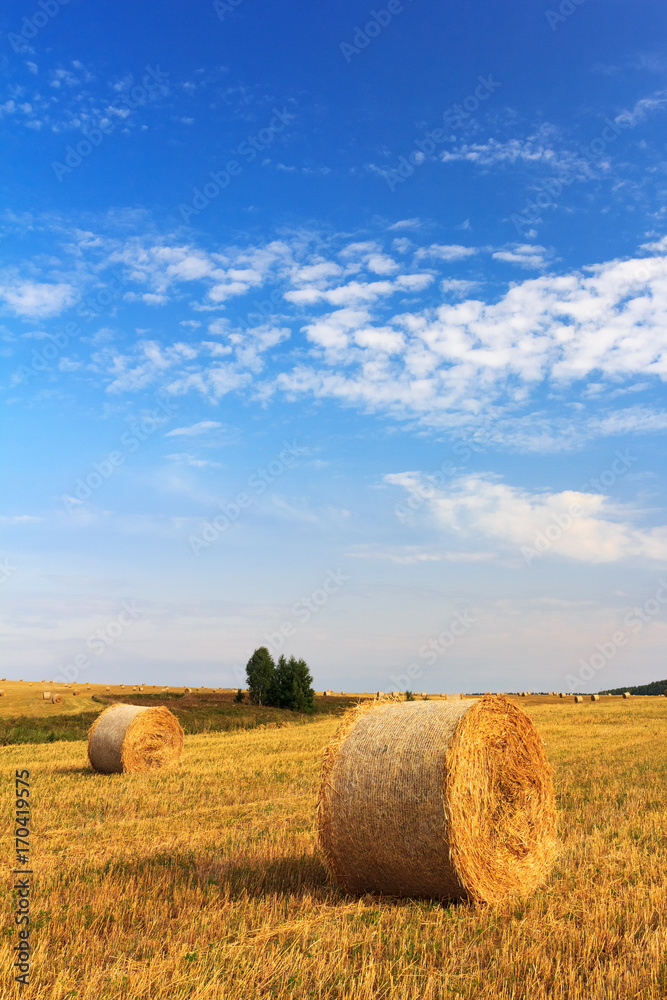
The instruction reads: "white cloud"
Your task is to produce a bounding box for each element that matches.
[492,244,550,269]
[386,472,667,564]
[165,420,223,437]
[414,244,478,262]
[274,248,667,433]
[388,219,422,230]
[0,279,76,318]
[615,88,667,127]
[165,452,221,468]
[441,279,479,297]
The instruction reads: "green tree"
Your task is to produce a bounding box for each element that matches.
[269,654,292,709]
[289,656,315,712]
[270,655,314,711]
[245,647,275,705]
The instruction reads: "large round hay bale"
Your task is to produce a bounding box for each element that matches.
[0,690,5,697]
[87,703,184,774]
[317,695,557,904]
[42,691,52,701]
[622,692,631,699]
[574,695,583,703]
[590,694,600,702]
[52,694,63,705]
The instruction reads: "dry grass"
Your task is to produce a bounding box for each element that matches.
[1,698,666,999]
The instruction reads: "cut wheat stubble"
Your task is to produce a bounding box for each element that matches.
[316,695,558,904]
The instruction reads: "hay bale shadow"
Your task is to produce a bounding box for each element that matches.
[197,852,336,900]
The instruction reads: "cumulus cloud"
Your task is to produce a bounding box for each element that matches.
[10,222,667,447]
[0,279,76,318]
[414,244,478,262]
[492,244,550,269]
[386,472,667,564]
[273,249,667,433]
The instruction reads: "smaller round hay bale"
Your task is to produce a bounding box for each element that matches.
[42,691,52,701]
[622,691,631,699]
[0,690,5,697]
[87,703,184,774]
[29,682,33,687]
[590,694,600,702]
[574,695,583,703]
[52,694,63,705]
[72,690,79,696]
[559,693,565,698]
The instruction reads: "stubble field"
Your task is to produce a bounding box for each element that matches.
[1,695,666,999]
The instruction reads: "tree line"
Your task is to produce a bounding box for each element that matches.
[599,678,667,696]
[244,647,315,712]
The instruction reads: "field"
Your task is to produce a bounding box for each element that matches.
[1,692,666,999]
[0,683,357,746]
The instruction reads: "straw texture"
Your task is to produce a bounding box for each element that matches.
[317,695,557,904]
[87,703,184,774]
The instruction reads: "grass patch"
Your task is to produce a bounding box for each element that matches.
[0,711,100,745]
[0,693,356,744]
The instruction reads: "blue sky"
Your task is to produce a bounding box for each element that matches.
[1,0,667,694]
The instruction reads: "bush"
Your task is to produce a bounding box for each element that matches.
[234,689,244,703]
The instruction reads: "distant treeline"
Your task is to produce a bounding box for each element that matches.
[599,679,667,696]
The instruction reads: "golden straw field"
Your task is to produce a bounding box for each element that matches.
[1,695,666,999]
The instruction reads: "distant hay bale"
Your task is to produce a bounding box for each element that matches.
[574,696,583,703]
[623,692,631,699]
[52,694,63,705]
[87,703,184,774]
[559,693,565,698]
[72,690,79,696]
[591,694,600,702]
[317,695,557,904]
